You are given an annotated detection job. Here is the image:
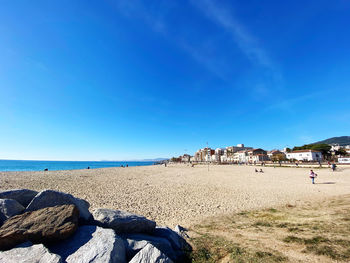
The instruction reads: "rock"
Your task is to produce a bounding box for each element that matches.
[49,225,125,263]
[129,243,173,263]
[0,211,6,227]
[93,209,156,234]
[0,199,25,218]
[0,204,79,251]
[123,234,177,261]
[0,242,62,263]
[0,189,38,207]
[26,190,92,221]
[174,225,189,238]
[154,226,191,252]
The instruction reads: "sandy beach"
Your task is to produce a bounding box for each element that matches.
[1,164,349,227]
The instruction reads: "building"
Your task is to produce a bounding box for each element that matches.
[286,150,323,162]
[233,150,249,163]
[194,144,253,163]
[181,154,191,163]
[247,148,269,163]
[267,150,286,161]
[194,148,214,162]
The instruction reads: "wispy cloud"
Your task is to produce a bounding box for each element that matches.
[264,89,331,113]
[110,0,283,96]
[189,0,283,90]
[190,0,271,68]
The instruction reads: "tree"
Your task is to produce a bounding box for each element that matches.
[335,148,348,157]
[271,154,287,162]
[292,143,331,159]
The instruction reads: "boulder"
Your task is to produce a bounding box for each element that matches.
[123,234,177,261]
[129,243,173,263]
[0,189,38,207]
[174,225,189,238]
[0,204,79,250]
[0,242,62,263]
[154,226,191,252]
[0,211,6,227]
[49,225,125,263]
[26,190,92,221]
[93,209,156,234]
[0,199,25,218]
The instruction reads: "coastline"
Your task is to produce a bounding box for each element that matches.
[0,160,157,172]
[1,164,349,227]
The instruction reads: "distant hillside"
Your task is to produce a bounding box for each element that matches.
[313,136,350,146]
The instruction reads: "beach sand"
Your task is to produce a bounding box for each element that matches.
[1,164,349,227]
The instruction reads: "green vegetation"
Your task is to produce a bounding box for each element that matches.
[189,196,350,262]
[313,136,350,146]
[190,233,286,263]
[283,235,350,260]
[293,143,331,156]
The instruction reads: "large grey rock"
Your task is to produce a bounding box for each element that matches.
[0,242,62,263]
[0,189,38,207]
[93,209,155,234]
[123,234,177,261]
[26,190,91,221]
[0,204,79,251]
[0,211,6,227]
[129,243,173,263]
[154,226,191,252]
[50,225,125,263]
[0,199,25,218]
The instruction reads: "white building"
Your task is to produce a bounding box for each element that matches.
[339,157,350,164]
[286,150,323,162]
[233,150,248,163]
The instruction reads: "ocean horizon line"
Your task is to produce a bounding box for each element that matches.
[0,158,169,162]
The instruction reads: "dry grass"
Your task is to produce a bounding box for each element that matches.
[188,194,350,262]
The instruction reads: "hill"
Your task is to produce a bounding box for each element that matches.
[313,136,350,146]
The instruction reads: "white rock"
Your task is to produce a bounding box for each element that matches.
[123,234,176,261]
[0,199,25,218]
[0,189,38,207]
[50,225,125,263]
[129,243,173,263]
[0,242,62,263]
[93,209,155,234]
[26,190,91,221]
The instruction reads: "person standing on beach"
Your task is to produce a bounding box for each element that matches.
[331,163,336,172]
[309,170,317,184]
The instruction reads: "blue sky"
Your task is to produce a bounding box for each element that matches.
[1,0,349,160]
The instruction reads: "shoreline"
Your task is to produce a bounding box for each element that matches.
[1,164,349,227]
[0,160,158,172]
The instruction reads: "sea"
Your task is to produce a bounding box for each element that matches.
[0,160,156,172]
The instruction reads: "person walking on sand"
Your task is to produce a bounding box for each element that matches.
[309,170,317,184]
[331,163,336,172]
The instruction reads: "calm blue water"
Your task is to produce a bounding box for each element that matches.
[0,160,156,172]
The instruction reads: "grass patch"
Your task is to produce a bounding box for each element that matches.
[190,232,286,263]
[283,235,350,260]
[276,223,289,228]
[288,227,303,232]
[190,195,350,262]
[304,245,349,260]
[253,221,272,227]
[283,235,304,243]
